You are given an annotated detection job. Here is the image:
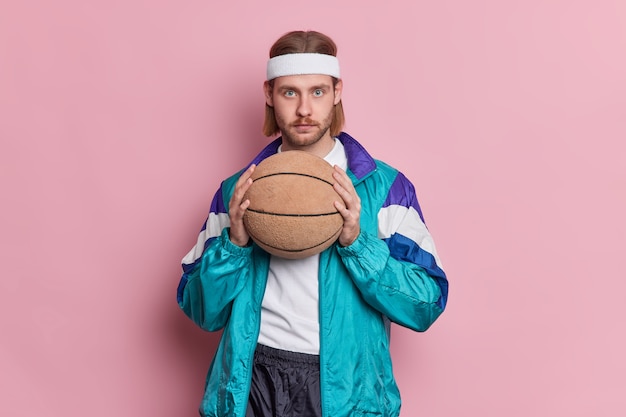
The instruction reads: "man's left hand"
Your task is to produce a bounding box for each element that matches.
[332,165,361,247]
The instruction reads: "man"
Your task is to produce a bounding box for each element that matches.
[177,30,448,417]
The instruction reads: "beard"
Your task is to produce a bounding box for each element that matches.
[276,107,334,148]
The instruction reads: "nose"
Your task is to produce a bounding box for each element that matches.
[296,96,312,117]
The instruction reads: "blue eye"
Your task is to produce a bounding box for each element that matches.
[284,90,296,97]
[313,89,323,97]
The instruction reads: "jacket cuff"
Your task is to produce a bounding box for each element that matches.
[337,230,368,257]
[220,228,253,258]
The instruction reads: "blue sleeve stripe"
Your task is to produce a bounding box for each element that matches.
[378,204,443,268]
[176,273,189,304]
[384,233,449,310]
[178,233,219,304]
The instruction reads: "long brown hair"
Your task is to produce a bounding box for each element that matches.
[263,31,345,137]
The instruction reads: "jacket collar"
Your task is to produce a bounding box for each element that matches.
[249,132,377,181]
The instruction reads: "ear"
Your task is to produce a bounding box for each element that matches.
[333,79,343,105]
[263,81,273,107]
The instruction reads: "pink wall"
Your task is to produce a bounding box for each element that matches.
[2,1,625,416]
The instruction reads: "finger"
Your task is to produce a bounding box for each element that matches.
[332,167,359,200]
[237,164,256,187]
[333,182,352,207]
[333,199,346,214]
[238,178,253,200]
[332,166,352,188]
[334,200,359,224]
[333,181,360,212]
[232,165,256,204]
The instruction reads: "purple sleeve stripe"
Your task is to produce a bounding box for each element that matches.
[198,184,228,235]
[210,185,228,215]
[383,172,425,222]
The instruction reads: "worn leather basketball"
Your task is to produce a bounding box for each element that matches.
[242,150,343,259]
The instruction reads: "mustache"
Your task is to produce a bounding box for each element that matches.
[292,118,318,126]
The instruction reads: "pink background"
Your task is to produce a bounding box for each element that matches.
[1,1,625,416]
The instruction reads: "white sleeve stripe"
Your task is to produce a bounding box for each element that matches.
[182,212,231,265]
[378,205,443,268]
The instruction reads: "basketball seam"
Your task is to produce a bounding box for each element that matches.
[254,172,334,186]
[250,225,343,253]
[246,209,340,217]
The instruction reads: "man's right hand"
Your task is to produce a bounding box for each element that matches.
[228,164,255,247]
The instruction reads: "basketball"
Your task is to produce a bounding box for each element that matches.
[242,150,343,259]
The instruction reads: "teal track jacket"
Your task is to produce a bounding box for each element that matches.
[178,132,448,417]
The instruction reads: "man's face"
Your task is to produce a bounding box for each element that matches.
[265,74,342,151]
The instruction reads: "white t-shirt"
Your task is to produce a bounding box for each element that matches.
[256,139,348,354]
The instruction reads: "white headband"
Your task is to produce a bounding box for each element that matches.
[266,53,340,80]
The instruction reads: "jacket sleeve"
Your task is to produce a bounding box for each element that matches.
[338,172,449,332]
[176,182,253,331]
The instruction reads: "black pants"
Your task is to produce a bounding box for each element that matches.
[246,344,322,417]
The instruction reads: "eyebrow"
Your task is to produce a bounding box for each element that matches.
[277,83,332,93]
